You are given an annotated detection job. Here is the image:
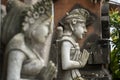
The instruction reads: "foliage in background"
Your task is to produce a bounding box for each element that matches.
[110,8,120,79]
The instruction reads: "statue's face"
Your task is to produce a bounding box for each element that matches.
[31,23,49,44]
[73,21,87,39]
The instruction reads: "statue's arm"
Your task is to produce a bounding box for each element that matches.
[7,50,34,80]
[61,41,81,70]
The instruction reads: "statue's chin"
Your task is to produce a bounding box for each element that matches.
[36,38,46,44]
[77,35,83,39]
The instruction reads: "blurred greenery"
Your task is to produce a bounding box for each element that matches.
[110,8,120,79]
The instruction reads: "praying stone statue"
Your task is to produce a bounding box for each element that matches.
[56,8,90,80]
[3,0,57,80]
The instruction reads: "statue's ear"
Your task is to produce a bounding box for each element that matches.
[69,23,74,32]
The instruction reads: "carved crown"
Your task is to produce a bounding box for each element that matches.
[22,0,53,32]
[65,8,90,24]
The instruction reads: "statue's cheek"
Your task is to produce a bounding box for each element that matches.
[32,26,49,43]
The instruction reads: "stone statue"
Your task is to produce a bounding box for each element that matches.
[56,8,90,80]
[3,0,57,80]
[1,0,36,79]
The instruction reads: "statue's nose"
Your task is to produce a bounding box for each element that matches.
[84,28,87,33]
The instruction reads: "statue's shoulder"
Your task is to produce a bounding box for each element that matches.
[9,33,24,44]
[6,33,25,52]
[58,36,76,45]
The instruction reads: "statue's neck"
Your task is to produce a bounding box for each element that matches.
[25,38,44,55]
[63,30,78,42]
[71,34,78,42]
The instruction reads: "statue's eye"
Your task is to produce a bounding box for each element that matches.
[72,19,77,24]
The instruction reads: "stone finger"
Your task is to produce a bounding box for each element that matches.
[75,69,81,77]
[46,61,55,74]
[48,66,57,80]
[45,61,53,76]
[78,52,82,60]
[50,68,57,80]
[71,70,77,79]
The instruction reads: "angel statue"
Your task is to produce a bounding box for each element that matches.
[56,8,90,80]
[2,0,57,80]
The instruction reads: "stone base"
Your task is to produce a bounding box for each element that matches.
[85,77,111,80]
[80,65,112,80]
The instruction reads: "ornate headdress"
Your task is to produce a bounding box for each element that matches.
[22,0,53,32]
[21,0,54,40]
[64,8,90,24]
